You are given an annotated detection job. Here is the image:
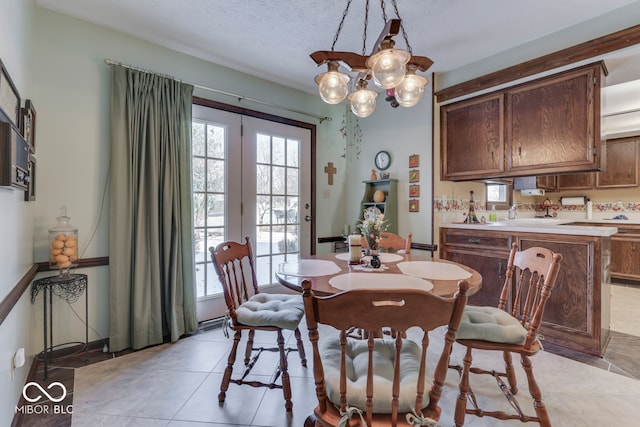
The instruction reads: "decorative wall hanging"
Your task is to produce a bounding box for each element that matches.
[25,154,36,201]
[409,199,419,212]
[409,184,420,197]
[409,154,419,168]
[409,169,419,183]
[324,162,337,185]
[0,59,20,128]
[21,99,36,153]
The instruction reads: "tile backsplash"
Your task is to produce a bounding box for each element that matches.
[435,197,640,223]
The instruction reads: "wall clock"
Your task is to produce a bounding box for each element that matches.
[374,150,391,170]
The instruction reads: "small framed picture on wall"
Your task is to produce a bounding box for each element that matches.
[409,184,420,197]
[409,199,419,212]
[409,154,419,168]
[409,169,420,183]
[21,99,36,153]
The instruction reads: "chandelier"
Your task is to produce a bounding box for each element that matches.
[311,0,433,118]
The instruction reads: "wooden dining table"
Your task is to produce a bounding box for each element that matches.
[275,252,482,297]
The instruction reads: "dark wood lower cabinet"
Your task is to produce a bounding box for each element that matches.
[439,229,513,307]
[440,228,610,356]
[610,226,640,281]
[518,234,609,357]
[442,251,509,307]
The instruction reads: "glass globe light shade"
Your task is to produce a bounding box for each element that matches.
[366,41,410,89]
[315,61,350,104]
[394,65,429,107]
[348,81,379,118]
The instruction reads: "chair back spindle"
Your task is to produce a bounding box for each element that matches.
[212,237,260,318]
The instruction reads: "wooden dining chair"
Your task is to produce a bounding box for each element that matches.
[209,237,307,412]
[302,279,469,427]
[451,242,563,427]
[361,231,412,253]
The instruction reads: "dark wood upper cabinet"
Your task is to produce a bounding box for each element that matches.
[596,136,639,188]
[506,63,603,174]
[440,93,504,180]
[556,172,594,190]
[441,62,605,181]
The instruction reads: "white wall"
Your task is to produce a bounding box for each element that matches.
[345,99,434,246]
[0,0,36,422]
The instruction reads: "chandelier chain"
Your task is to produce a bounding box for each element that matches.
[331,0,354,51]
[362,0,370,55]
[391,0,412,54]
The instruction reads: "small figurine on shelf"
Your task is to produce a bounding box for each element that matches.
[464,190,480,224]
[371,169,378,180]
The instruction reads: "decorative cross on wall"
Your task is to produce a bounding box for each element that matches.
[324,162,337,185]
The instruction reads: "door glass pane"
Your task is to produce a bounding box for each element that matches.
[192,120,226,298]
[254,133,301,286]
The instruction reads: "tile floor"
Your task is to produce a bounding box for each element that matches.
[16,283,640,427]
[69,320,640,427]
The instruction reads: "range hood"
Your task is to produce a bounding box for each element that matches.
[513,177,545,196]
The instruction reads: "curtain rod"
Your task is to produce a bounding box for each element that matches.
[104,59,331,123]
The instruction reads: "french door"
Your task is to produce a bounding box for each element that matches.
[192,105,312,322]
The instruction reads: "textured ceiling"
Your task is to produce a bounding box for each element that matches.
[35,0,640,94]
[34,0,640,135]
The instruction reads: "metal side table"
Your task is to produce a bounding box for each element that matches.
[31,273,88,380]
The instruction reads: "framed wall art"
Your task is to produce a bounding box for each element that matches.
[409,169,420,183]
[409,199,419,212]
[0,59,21,128]
[409,184,420,197]
[25,153,36,202]
[409,154,419,168]
[21,99,36,153]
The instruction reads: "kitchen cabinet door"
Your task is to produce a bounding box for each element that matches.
[556,172,594,190]
[441,93,505,180]
[442,251,510,307]
[439,228,513,307]
[536,175,556,190]
[518,235,607,356]
[506,63,603,174]
[596,137,639,188]
[611,229,640,280]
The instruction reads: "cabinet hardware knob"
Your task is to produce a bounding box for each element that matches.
[468,238,481,244]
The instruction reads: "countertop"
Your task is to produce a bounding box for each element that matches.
[443,218,618,237]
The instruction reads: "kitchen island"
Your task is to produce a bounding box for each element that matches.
[440,219,616,356]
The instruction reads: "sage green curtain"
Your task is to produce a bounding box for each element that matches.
[108,65,197,351]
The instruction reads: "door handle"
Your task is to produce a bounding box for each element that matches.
[304,215,312,222]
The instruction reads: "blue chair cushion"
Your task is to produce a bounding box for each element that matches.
[456,306,527,345]
[320,337,429,414]
[235,293,304,330]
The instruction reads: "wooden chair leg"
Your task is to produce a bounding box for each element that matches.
[454,346,473,427]
[244,329,255,365]
[503,350,518,395]
[521,355,551,427]
[277,329,294,411]
[220,329,242,404]
[294,327,307,367]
